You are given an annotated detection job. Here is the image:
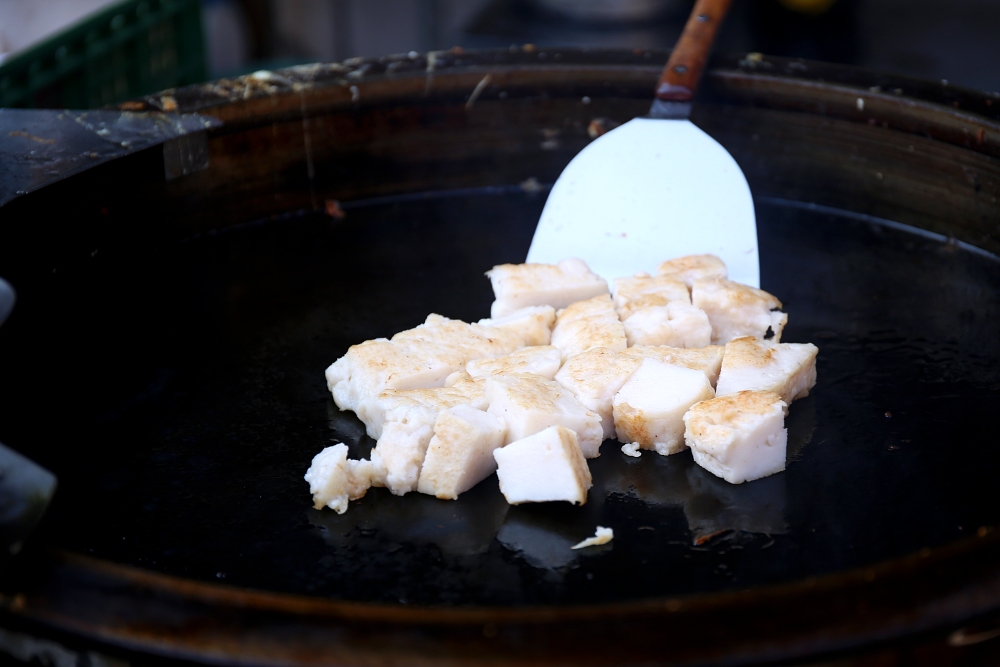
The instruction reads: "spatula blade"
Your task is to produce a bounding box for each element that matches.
[527,117,758,287]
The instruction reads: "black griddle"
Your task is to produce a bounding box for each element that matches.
[0,49,998,666]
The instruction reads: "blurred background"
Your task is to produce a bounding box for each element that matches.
[0,0,998,109]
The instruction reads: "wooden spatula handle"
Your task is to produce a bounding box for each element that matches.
[656,0,732,102]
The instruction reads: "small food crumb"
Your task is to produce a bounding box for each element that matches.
[572,526,613,549]
[621,442,641,458]
[325,199,346,219]
[520,177,542,194]
[587,117,619,139]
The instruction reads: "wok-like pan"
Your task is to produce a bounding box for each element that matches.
[0,48,998,665]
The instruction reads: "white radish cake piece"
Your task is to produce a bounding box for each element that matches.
[326,338,467,420]
[486,373,604,458]
[692,278,788,345]
[304,444,385,514]
[417,405,508,500]
[467,346,563,380]
[370,378,487,495]
[657,253,728,288]
[621,345,725,388]
[556,346,726,440]
[554,347,643,440]
[487,258,608,318]
[550,294,627,361]
[355,363,489,442]
[621,301,712,348]
[684,390,788,484]
[478,305,556,346]
[392,314,524,351]
[614,293,679,318]
[613,357,715,456]
[494,425,592,505]
[715,336,818,404]
[613,273,690,319]
[326,314,527,429]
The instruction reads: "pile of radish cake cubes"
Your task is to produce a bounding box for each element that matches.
[306,255,817,514]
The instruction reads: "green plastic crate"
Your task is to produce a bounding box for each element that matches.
[0,0,206,109]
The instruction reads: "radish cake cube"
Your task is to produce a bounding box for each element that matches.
[304,444,385,514]
[478,305,556,346]
[356,362,488,440]
[326,338,469,422]
[621,345,725,387]
[613,293,676,318]
[393,314,524,354]
[326,314,525,429]
[657,254,728,287]
[554,292,620,320]
[684,390,788,484]
[370,378,487,495]
[487,258,609,318]
[622,301,712,348]
[467,345,563,380]
[486,373,604,458]
[494,425,592,505]
[554,347,643,439]
[613,357,715,456]
[613,273,690,319]
[417,405,508,500]
[692,278,788,345]
[551,294,627,360]
[716,336,818,404]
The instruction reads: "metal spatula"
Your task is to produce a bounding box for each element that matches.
[526,0,759,288]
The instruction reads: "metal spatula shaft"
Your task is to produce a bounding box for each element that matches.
[527,0,758,287]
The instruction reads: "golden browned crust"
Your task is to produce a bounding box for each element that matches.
[613,274,689,318]
[488,373,564,412]
[555,293,616,320]
[694,278,783,310]
[487,262,596,293]
[555,425,593,494]
[622,345,725,372]
[379,377,485,412]
[685,390,784,437]
[613,403,650,445]
[722,336,779,368]
[557,347,642,395]
[656,254,728,284]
